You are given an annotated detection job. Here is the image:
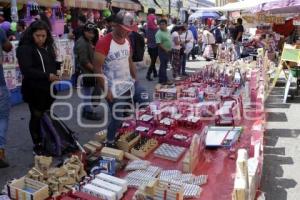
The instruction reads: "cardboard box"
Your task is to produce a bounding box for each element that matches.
[8,177,49,200]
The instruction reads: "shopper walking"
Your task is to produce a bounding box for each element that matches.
[74,22,101,120]
[155,19,172,84]
[17,21,60,155]
[171,25,184,79]
[202,26,216,61]
[94,10,149,148]
[145,8,158,81]
[188,20,199,60]
[233,18,244,59]
[0,27,12,168]
[180,22,194,76]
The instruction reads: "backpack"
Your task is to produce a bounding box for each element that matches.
[40,111,81,157]
[130,32,145,62]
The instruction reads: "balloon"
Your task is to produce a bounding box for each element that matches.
[102,9,111,18]
[10,22,17,32]
[0,21,11,32]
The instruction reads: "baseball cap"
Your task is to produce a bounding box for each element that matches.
[114,10,136,32]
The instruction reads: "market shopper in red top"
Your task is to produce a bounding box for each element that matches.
[94,10,149,148]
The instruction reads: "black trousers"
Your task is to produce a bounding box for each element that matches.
[147,47,158,76]
[28,104,48,146]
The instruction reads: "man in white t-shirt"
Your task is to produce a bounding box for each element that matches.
[94,11,149,147]
[179,22,194,76]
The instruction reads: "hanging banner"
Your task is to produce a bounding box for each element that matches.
[243,14,285,24]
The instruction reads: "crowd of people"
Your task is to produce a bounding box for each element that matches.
[0,8,248,169]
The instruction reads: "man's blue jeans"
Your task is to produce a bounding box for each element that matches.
[181,53,187,75]
[0,86,10,149]
[106,82,149,142]
[158,48,170,83]
[81,86,94,113]
[235,42,242,59]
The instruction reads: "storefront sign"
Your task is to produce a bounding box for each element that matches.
[243,14,285,24]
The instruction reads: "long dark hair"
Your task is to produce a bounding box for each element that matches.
[19,20,56,59]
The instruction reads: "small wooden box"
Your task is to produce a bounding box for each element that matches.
[117,132,141,152]
[8,177,49,200]
[101,147,124,161]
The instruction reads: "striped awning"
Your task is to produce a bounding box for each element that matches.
[112,0,142,11]
[138,0,163,14]
[1,0,60,7]
[64,0,106,9]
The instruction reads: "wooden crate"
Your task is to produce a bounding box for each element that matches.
[8,177,49,200]
[117,133,141,152]
[131,138,158,158]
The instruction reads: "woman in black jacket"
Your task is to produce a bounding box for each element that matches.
[17,20,60,155]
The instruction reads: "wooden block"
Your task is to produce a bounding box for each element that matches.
[144,179,158,196]
[87,140,102,150]
[124,152,141,160]
[83,144,97,154]
[8,177,49,200]
[101,147,124,161]
[117,133,141,152]
[95,130,107,142]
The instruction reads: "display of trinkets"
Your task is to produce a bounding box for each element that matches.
[154,143,186,161]
[154,180,184,200]
[125,166,161,188]
[131,137,158,158]
[159,170,182,182]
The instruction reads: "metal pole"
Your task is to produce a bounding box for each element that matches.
[169,0,171,17]
[11,0,18,22]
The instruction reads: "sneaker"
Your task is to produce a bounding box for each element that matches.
[82,111,102,121]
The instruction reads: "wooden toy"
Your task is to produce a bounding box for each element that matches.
[131,137,158,158]
[182,134,202,173]
[94,130,107,142]
[87,141,102,151]
[82,184,116,200]
[83,144,97,155]
[154,180,184,200]
[91,179,123,200]
[116,131,141,152]
[124,152,141,161]
[100,147,124,161]
[95,173,127,193]
[182,183,202,199]
[125,160,150,171]
[8,177,49,200]
[154,143,186,162]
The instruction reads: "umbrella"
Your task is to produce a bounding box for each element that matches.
[189,11,221,20]
[218,15,227,21]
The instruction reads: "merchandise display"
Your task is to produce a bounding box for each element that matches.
[3,54,268,200]
[154,143,186,161]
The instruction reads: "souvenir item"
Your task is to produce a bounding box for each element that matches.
[131,138,158,158]
[100,147,124,161]
[117,131,141,152]
[125,160,151,171]
[154,143,186,161]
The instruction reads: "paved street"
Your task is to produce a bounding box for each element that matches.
[1,59,299,200]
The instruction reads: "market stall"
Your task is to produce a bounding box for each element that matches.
[2,53,270,200]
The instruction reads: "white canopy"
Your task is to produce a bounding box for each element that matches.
[190,0,280,12]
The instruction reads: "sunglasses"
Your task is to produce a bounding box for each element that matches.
[86,23,97,29]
